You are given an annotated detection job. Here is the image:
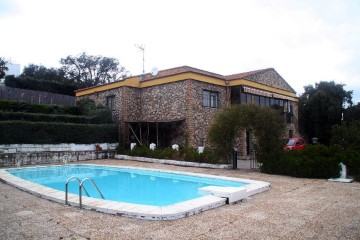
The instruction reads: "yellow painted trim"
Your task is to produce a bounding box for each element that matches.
[76,72,298,100]
[75,73,225,97]
[140,73,226,88]
[75,77,140,97]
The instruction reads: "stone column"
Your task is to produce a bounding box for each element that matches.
[185,80,195,147]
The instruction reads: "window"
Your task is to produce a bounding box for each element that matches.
[203,90,219,108]
[240,92,247,104]
[246,93,252,104]
[106,96,115,111]
[230,86,241,104]
[253,95,260,106]
[260,96,266,107]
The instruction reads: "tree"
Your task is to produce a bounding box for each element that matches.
[21,64,66,82]
[0,57,10,79]
[344,102,360,123]
[60,52,128,88]
[208,104,285,163]
[299,81,353,145]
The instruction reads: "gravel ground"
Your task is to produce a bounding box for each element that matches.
[1,159,360,240]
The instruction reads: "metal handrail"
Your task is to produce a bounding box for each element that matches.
[65,176,90,205]
[79,178,105,208]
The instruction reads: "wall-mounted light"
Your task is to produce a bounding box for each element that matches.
[225,80,230,85]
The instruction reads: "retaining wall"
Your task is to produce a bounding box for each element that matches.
[0,143,117,168]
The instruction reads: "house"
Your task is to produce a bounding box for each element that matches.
[75,66,298,156]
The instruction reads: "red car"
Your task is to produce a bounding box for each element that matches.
[283,138,305,150]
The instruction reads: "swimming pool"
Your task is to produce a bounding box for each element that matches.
[6,165,247,206]
[0,164,270,220]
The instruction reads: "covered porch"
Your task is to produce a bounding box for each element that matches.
[126,118,186,149]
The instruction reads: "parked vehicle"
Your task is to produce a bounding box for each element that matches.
[283,138,305,150]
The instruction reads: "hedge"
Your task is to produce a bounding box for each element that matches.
[261,144,360,179]
[116,145,221,164]
[0,111,112,124]
[5,76,77,96]
[0,121,118,144]
[0,100,82,115]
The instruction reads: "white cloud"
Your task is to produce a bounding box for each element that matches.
[1,0,359,102]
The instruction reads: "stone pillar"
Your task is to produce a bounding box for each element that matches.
[185,80,195,147]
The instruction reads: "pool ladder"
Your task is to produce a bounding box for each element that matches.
[65,176,105,208]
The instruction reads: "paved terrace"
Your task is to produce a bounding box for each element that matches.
[1,159,359,240]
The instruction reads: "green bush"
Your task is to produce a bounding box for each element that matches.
[5,76,77,96]
[209,104,285,164]
[0,100,113,123]
[87,109,113,124]
[261,144,352,179]
[0,111,89,123]
[0,100,82,115]
[331,121,360,151]
[0,121,118,144]
[116,145,220,164]
[0,110,112,124]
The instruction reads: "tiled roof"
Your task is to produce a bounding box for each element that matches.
[138,66,278,82]
[224,68,274,80]
[76,66,295,94]
[138,66,224,81]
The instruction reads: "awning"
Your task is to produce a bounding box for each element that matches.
[243,86,272,97]
[243,86,296,101]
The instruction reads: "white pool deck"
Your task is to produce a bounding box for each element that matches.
[0,164,270,220]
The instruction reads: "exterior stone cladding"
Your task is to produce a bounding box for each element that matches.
[78,87,129,144]
[286,101,300,137]
[188,80,227,147]
[76,66,300,151]
[139,81,187,121]
[243,69,296,93]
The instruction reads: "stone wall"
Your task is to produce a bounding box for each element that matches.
[79,88,125,124]
[244,69,296,93]
[79,87,138,144]
[78,77,299,149]
[126,87,141,122]
[0,143,117,168]
[188,80,227,147]
[139,81,187,121]
[0,143,118,153]
[0,151,114,168]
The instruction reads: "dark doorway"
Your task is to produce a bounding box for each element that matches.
[128,120,185,149]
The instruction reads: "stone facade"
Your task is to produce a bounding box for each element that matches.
[76,66,299,151]
[243,69,296,93]
[189,80,227,146]
[139,81,187,121]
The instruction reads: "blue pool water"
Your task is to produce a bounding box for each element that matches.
[6,165,247,206]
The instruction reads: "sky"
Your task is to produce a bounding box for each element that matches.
[1,0,360,103]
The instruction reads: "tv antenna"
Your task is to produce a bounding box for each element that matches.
[135,44,145,74]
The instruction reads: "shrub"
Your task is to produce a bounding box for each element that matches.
[5,76,77,96]
[0,100,82,115]
[0,100,113,123]
[116,145,220,164]
[87,109,113,124]
[0,111,92,123]
[0,121,118,144]
[209,104,285,164]
[261,144,350,179]
[331,121,360,151]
